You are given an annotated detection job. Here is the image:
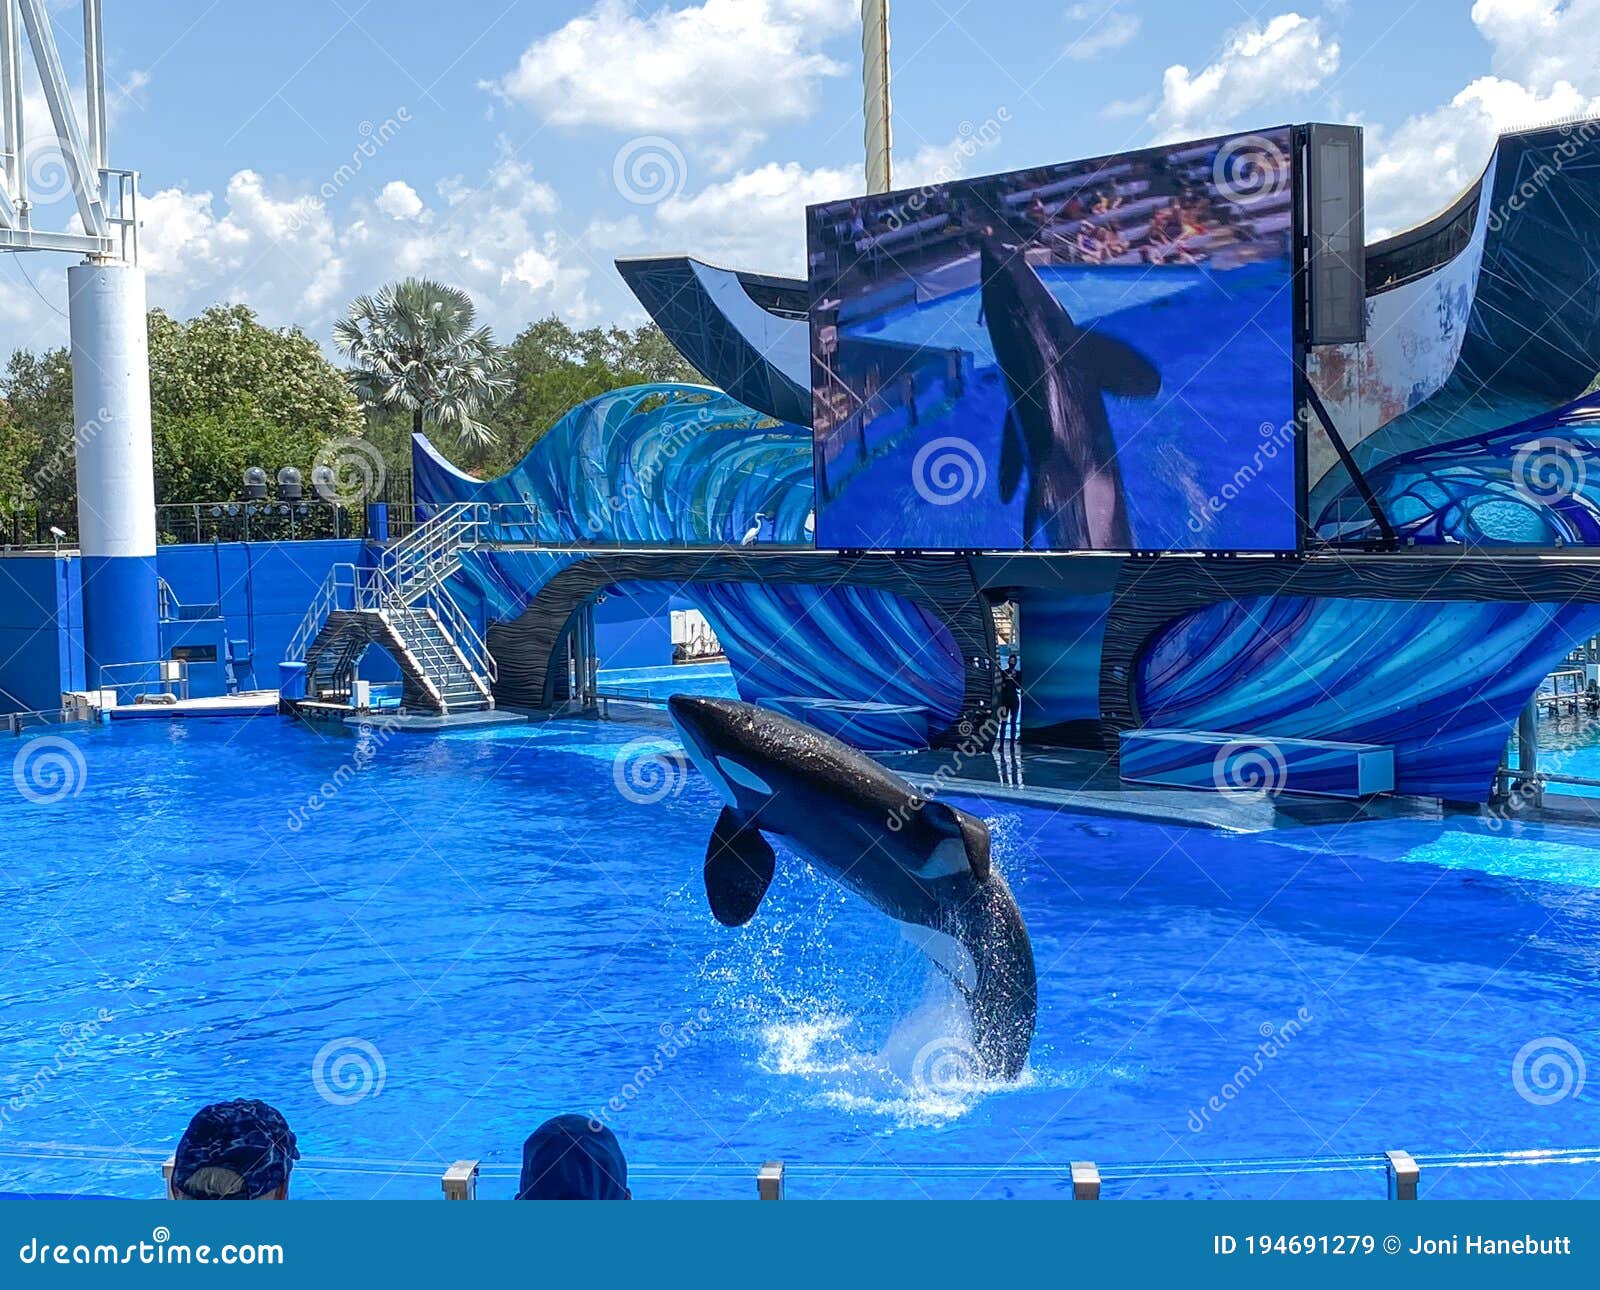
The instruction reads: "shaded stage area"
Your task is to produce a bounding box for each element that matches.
[877,743,1449,834]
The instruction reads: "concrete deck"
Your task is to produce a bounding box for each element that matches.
[108,691,281,720]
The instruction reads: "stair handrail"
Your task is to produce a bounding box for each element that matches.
[284,564,356,665]
[285,501,494,690]
[418,580,496,687]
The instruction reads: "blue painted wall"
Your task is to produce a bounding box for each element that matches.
[0,556,84,715]
[155,540,398,696]
[1136,595,1600,802]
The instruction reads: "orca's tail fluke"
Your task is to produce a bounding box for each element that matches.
[948,871,1037,1080]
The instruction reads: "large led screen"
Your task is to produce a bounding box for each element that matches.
[808,127,1300,551]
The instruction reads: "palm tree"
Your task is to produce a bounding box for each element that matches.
[334,278,511,452]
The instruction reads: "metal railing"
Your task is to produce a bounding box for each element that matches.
[5,705,88,734]
[154,501,361,545]
[4,1141,1597,1201]
[98,659,189,705]
[284,565,495,692]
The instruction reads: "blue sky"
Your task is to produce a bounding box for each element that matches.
[1,0,1594,357]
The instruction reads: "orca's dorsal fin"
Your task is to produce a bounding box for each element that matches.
[1072,329,1160,399]
[921,801,992,883]
[704,806,777,927]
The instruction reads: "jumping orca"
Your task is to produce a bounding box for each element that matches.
[667,694,1037,1079]
[978,237,1160,550]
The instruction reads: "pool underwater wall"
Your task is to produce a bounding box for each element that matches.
[0,556,84,714]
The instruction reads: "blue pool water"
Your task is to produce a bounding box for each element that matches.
[1,716,1598,1200]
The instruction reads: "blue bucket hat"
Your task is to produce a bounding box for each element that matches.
[517,1115,628,1200]
[172,1099,300,1200]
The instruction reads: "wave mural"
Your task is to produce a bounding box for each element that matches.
[414,382,815,546]
[1134,595,1600,801]
[1315,394,1600,544]
[613,579,964,750]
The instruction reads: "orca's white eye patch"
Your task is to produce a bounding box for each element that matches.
[716,757,772,797]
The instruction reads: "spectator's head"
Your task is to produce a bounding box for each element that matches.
[171,1099,299,1200]
[517,1116,629,1200]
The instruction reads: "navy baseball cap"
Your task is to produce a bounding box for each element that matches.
[172,1099,300,1200]
[516,1116,629,1200]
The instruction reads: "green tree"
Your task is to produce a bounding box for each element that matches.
[0,305,364,525]
[148,305,363,442]
[334,279,511,455]
[473,316,700,476]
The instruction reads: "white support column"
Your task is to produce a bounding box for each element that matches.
[0,0,22,219]
[862,0,892,195]
[69,259,158,685]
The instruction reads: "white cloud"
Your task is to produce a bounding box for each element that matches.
[1149,13,1339,140]
[638,126,1006,277]
[1363,75,1600,236]
[1064,4,1141,61]
[492,0,858,146]
[375,180,424,220]
[0,154,592,357]
[651,159,860,273]
[1471,0,1600,96]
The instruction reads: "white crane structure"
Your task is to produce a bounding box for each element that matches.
[3,0,155,687]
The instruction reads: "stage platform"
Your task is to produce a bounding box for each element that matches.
[878,745,1443,833]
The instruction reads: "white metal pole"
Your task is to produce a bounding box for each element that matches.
[1,0,21,209]
[862,0,892,194]
[82,0,106,172]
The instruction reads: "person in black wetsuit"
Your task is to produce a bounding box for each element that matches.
[997,657,1021,745]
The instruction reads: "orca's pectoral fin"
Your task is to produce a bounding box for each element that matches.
[921,800,993,883]
[999,406,1024,504]
[704,806,777,927]
[1075,330,1161,399]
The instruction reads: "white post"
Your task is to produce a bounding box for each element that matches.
[862,0,892,194]
[69,259,158,686]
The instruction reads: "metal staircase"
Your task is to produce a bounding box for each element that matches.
[284,503,496,715]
